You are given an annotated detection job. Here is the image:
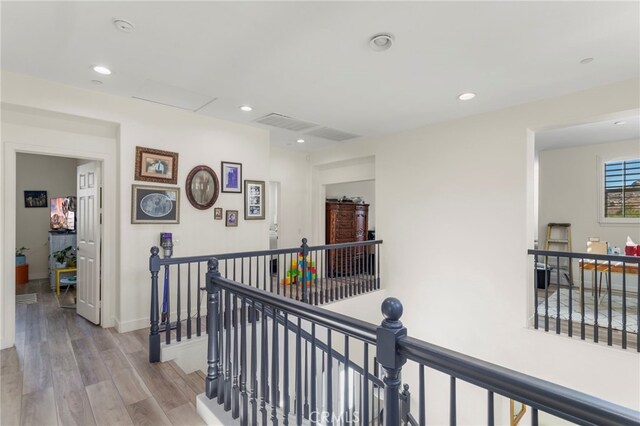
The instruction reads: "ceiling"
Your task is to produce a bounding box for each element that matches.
[2,2,639,152]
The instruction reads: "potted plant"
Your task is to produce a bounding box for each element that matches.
[15,247,29,265]
[52,246,76,268]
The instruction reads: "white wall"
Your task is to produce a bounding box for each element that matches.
[15,153,78,279]
[269,147,313,248]
[539,139,640,251]
[1,72,305,339]
[310,79,640,418]
[326,180,375,229]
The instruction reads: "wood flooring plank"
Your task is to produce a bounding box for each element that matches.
[187,371,206,391]
[51,367,96,426]
[20,387,57,426]
[86,380,133,426]
[125,397,172,426]
[1,371,23,425]
[157,362,197,405]
[125,351,188,412]
[70,337,111,386]
[24,303,45,346]
[1,347,20,376]
[92,327,117,352]
[111,368,151,406]
[22,341,52,395]
[48,331,78,372]
[166,402,206,426]
[110,329,144,354]
[99,347,131,375]
[168,361,202,395]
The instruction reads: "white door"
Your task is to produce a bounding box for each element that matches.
[76,162,101,324]
[268,181,279,250]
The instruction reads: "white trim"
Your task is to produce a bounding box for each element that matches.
[597,155,640,225]
[1,108,119,349]
[116,317,150,333]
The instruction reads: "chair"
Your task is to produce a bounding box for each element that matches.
[586,241,609,297]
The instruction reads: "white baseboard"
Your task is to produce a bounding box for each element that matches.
[161,335,208,373]
[116,317,149,333]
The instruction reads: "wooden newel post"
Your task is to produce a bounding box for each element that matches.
[206,258,222,399]
[149,246,161,363]
[377,297,407,426]
[300,238,310,304]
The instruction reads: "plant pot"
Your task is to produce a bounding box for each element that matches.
[55,261,67,269]
[16,255,26,265]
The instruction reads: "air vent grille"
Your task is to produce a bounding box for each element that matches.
[305,127,359,141]
[254,113,318,131]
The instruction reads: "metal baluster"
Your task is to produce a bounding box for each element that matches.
[197,262,202,337]
[340,248,345,299]
[165,264,171,344]
[310,324,317,424]
[636,264,639,352]
[256,256,260,294]
[304,341,309,419]
[232,294,240,419]
[326,329,333,426]
[271,306,279,426]
[283,312,290,426]
[487,390,494,426]
[261,304,268,425]
[276,254,281,296]
[330,249,335,302]
[567,255,572,338]
[149,247,161,363]
[580,257,585,339]
[544,257,549,332]
[362,343,369,426]
[343,335,349,423]
[532,407,539,425]
[555,255,560,334]
[450,376,456,426]
[534,254,539,330]
[622,262,627,349]
[176,264,182,342]
[607,260,613,346]
[218,289,225,405]
[314,250,319,305]
[263,306,270,406]
[187,263,192,339]
[264,255,268,292]
[419,364,425,426]
[241,258,245,287]
[594,259,599,343]
[225,289,232,411]
[295,317,302,425]
[251,300,258,425]
[241,297,248,426]
[249,257,253,288]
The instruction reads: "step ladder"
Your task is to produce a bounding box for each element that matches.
[544,223,572,286]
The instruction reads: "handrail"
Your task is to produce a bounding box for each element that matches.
[528,248,640,263]
[158,239,383,266]
[399,336,640,425]
[208,273,378,344]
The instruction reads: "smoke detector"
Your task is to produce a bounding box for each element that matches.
[113,19,135,33]
[369,33,394,52]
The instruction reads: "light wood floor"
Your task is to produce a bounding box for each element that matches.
[1,279,206,426]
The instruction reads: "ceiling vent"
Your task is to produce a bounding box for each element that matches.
[254,113,318,132]
[305,127,359,141]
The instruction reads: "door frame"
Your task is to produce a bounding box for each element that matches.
[1,112,118,349]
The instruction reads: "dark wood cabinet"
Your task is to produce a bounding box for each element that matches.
[325,202,369,276]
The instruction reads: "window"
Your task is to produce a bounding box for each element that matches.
[603,158,640,220]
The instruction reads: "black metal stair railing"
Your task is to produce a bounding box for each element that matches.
[148,238,383,363]
[204,257,640,426]
[528,249,639,352]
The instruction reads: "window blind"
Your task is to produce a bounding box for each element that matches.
[604,159,640,218]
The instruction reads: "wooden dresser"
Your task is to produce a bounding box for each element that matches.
[325,202,369,276]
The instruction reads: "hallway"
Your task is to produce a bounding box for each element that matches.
[1,280,205,426]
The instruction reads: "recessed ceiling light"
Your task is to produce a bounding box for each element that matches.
[240,105,253,112]
[458,92,476,101]
[580,57,594,64]
[296,139,305,144]
[614,121,626,125]
[113,19,135,33]
[93,65,112,75]
[369,33,394,52]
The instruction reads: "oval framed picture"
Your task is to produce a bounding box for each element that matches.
[185,165,219,210]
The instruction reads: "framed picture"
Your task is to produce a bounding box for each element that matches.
[135,146,179,185]
[24,190,48,208]
[221,161,242,193]
[185,165,219,210]
[226,210,238,227]
[214,207,223,220]
[244,180,265,220]
[131,184,180,224]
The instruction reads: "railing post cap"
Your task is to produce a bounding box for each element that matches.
[207,258,219,271]
[302,238,308,245]
[381,297,403,322]
[150,246,160,256]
